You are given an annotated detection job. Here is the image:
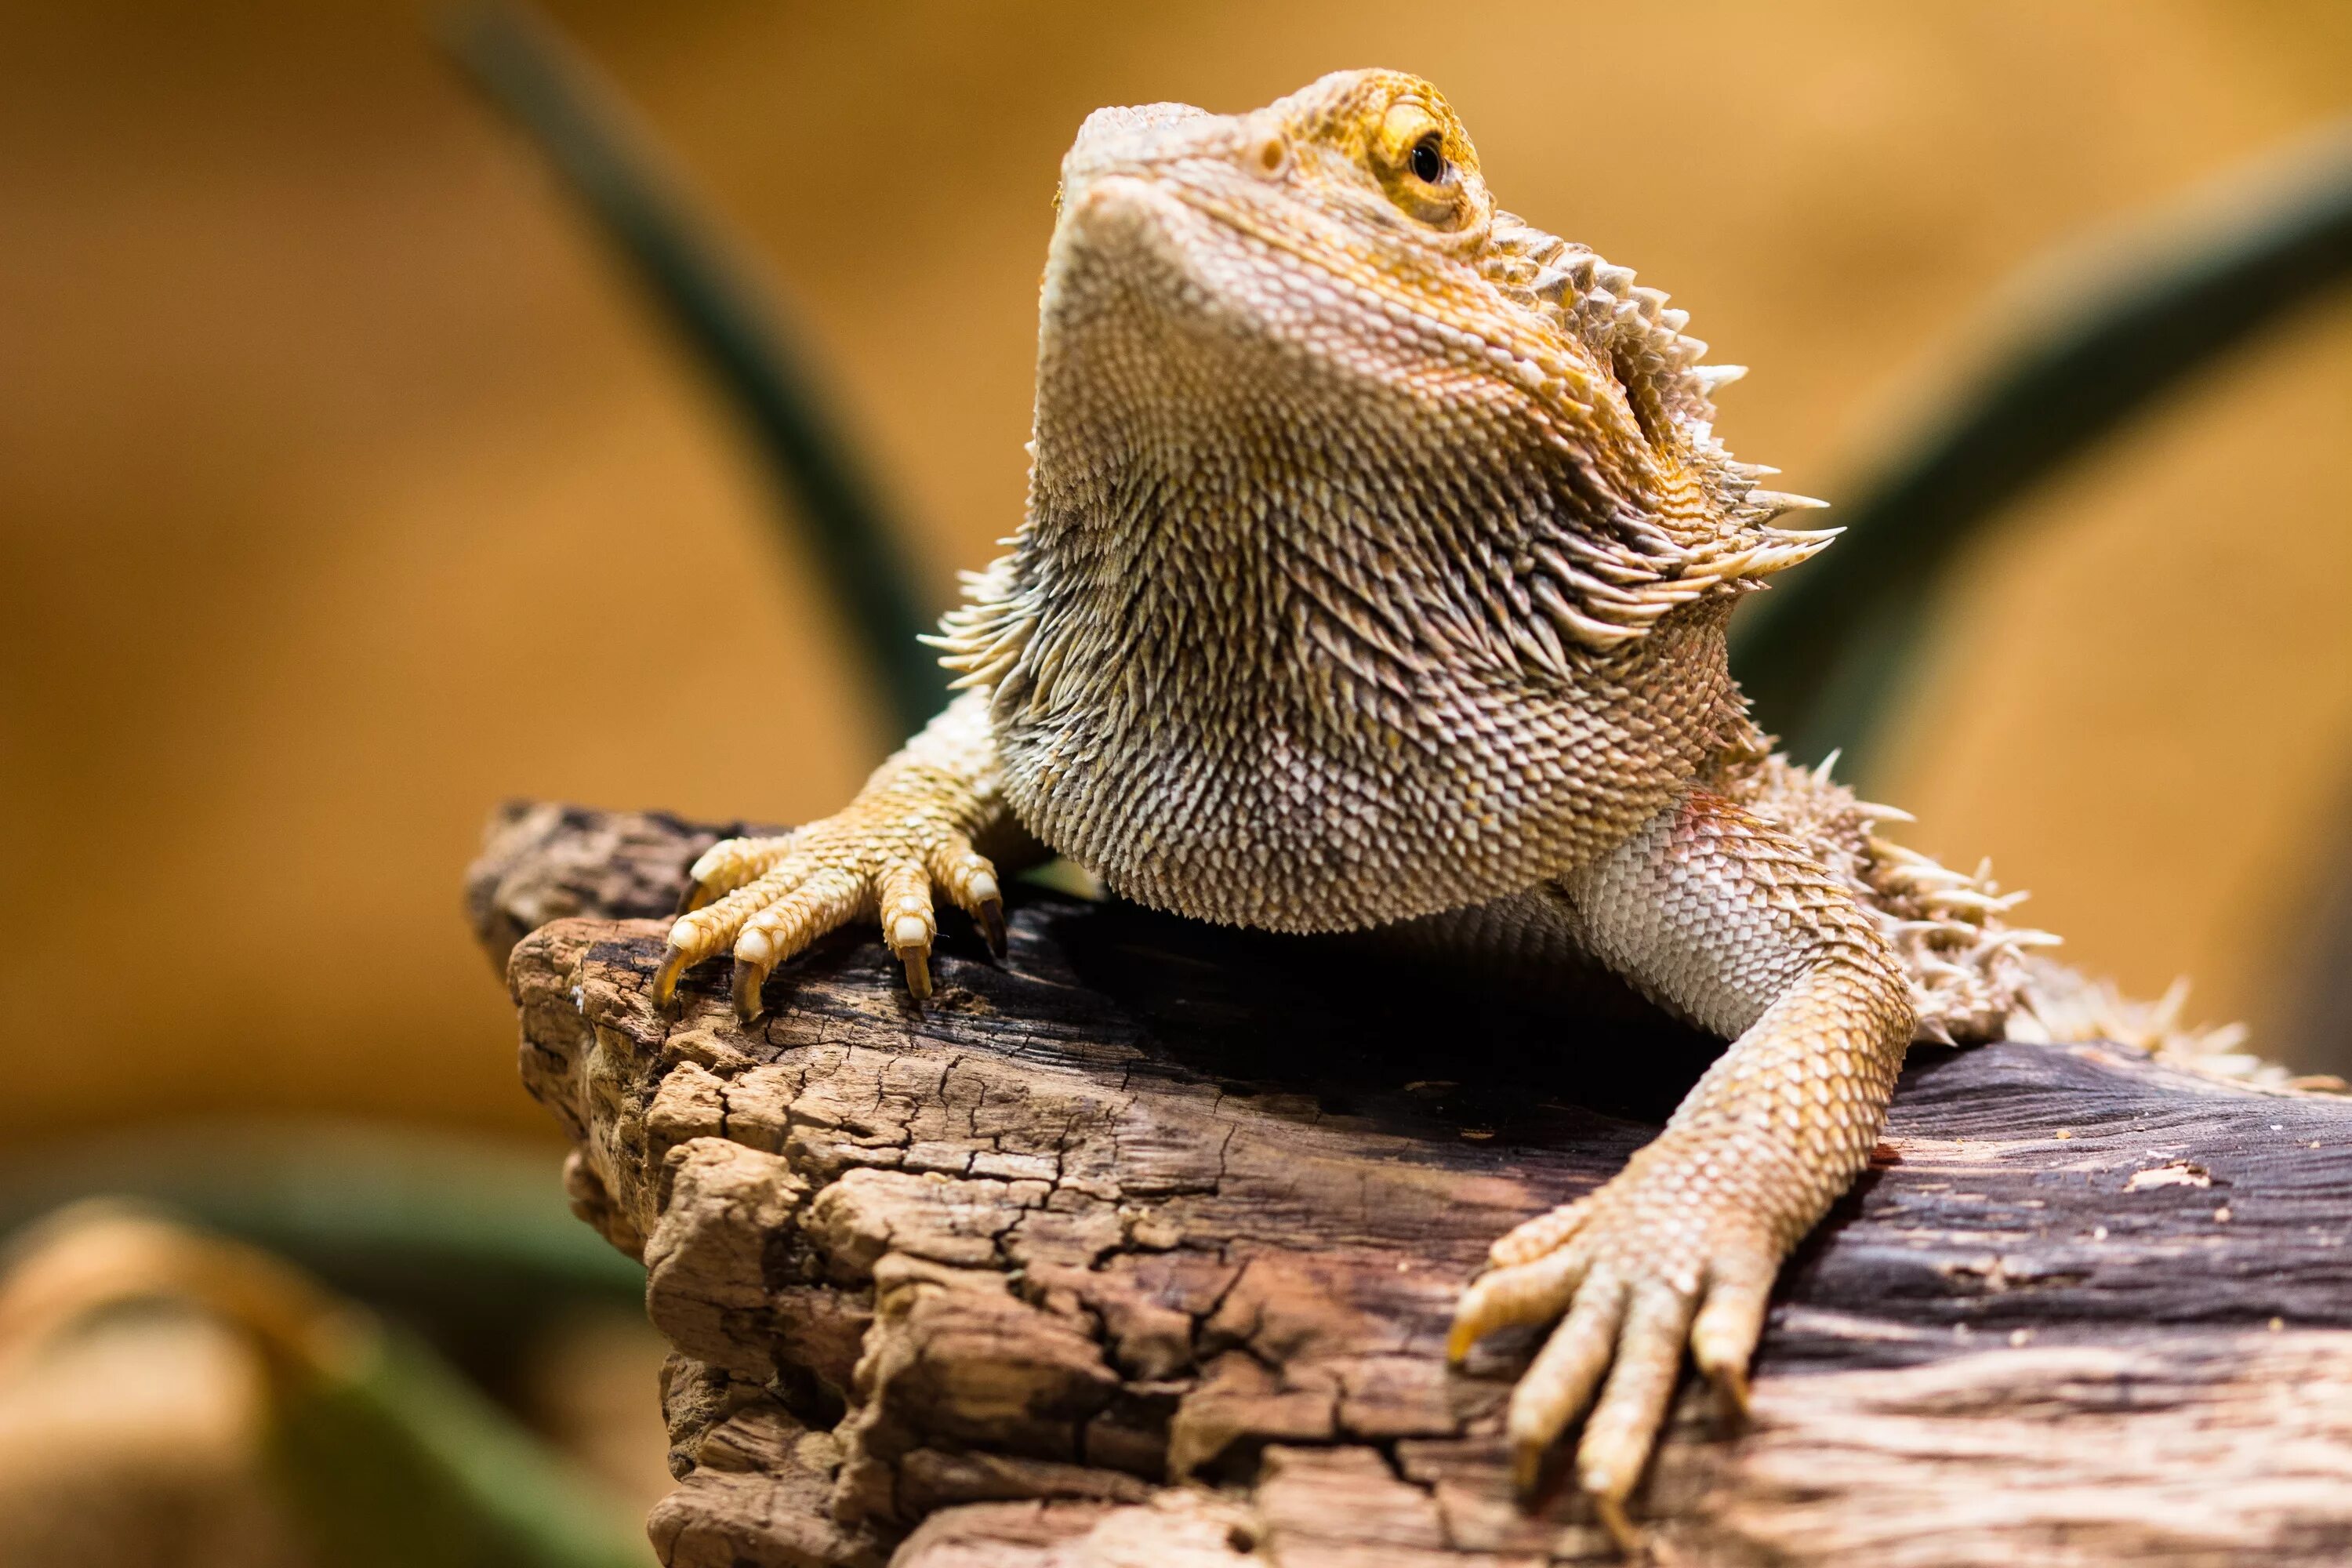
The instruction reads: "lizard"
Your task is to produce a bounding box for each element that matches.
[645,67,2220,1548]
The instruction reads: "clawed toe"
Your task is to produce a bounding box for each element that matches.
[655,822,1008,1016]
[1454,1167,1782,1555]
[888,913,935,1001]
[675,834,797,916]
[1507,1443,1647,1561]
[1450,1227,1594,1363]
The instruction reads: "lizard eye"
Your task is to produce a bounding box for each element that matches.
[1375,107,1475,229]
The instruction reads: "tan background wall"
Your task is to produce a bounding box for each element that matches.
[4,1,2350,1143]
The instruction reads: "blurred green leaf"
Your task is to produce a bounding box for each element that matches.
[274,1320,648,1568]
[1734,118,2352,777]
[0,1203,647,1568]
[0,1121,644,1334]
[445,1,947,738]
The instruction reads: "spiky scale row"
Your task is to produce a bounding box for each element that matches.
[1486,213,1820,541]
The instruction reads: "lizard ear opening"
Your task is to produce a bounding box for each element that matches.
[1250,130,1290,180]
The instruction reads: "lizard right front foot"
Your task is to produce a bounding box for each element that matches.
[654,800,1005,1019]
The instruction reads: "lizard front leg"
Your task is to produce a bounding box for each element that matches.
[1449,789,1913,1547]
[655,690,1034,1017]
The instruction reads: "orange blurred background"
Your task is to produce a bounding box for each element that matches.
[5,0,2351,1147]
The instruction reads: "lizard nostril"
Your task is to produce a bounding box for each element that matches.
[1250,132,1289,179]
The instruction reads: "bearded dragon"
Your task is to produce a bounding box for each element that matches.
[647,69,2209,1548]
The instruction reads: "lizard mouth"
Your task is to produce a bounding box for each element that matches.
[1047,162,1548,405]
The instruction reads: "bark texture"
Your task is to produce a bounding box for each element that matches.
[470,802,2352,1567]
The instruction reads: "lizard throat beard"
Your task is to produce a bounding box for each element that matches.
[969,176,1739,934]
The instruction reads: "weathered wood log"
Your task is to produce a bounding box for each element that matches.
[470,801,2352,1567]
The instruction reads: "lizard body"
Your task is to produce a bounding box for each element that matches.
[652,70,2135,1546]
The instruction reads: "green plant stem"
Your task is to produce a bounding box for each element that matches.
[0,1121,644,1319]
[445,1,946,738]
[274,1320,649,1568]
[1732,118,2352,776]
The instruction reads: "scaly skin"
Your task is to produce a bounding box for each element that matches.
[652,71,2060,1548]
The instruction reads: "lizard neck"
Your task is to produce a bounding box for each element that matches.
[976,321,1744,932]
[924,158,1792,934]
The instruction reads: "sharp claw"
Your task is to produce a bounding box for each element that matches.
[731,959,768,1025]
[978,896,1007,957]
[1709,1360,1751,1427]
[899,946,933,1001]
[1512,1439,1544,1501]
[652,943,690,1008]
[672,878,707,917]
[886,912,935,1002]
[1446,1316,1479,1365]
[1591,1493,1645,1559]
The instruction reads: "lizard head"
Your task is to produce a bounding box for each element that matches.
[1051,68,1501,295]
[1029,69,1808,583]
[1040,72,1581,463]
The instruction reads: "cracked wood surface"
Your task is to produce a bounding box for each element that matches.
[470,802,2352,1567]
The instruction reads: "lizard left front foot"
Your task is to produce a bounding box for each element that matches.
[654,805,1004,1018]
[1449,1134,1780,1553]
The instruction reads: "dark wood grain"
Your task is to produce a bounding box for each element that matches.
[471,805,2352,1568]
